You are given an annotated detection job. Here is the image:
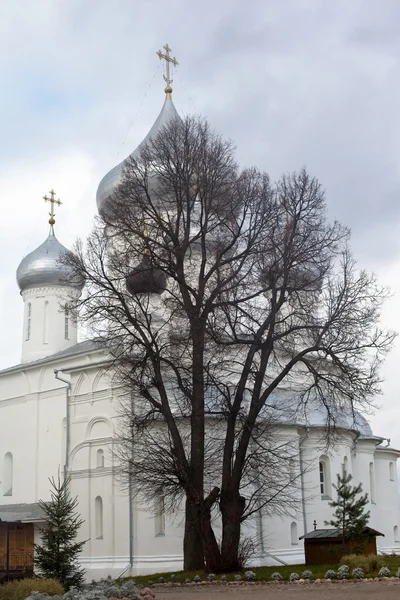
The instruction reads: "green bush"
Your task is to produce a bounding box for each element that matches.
[0,578,64,600]
[340,554,386,573]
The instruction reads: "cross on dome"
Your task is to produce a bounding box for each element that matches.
[43,189,62,226]
[156,43,178,98]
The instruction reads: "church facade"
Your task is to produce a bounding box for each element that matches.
[1,51,400,581]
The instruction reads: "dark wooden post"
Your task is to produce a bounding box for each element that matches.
[5,523,10,582]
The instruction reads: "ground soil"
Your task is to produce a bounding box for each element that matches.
[155,580,400,599]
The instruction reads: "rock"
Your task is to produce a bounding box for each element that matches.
[314,578,321,583]
[140,588,156,598]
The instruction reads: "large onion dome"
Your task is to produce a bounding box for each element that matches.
[96,95,180,214]
[126,253,167,296]
[17,228,84,293]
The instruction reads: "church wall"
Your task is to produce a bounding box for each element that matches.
[0,397,37,503]
[373,450,400,551]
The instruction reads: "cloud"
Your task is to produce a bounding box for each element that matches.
[1,0,400,444]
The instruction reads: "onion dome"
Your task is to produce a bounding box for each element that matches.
[96,95,180,214]
[97,44,181,214]
[126,253,167,296]
[17,228,84,293]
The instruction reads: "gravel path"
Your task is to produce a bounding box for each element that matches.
[155,580,400,599]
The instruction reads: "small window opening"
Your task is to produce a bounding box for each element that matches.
[155,496,166,536]
[96,449,105,468]
[369,462,376,503]
[64,307,69,340]
[4,452,13,496]
[319,461,325,495]
[389,462,395,481]
[95,496,103,539]
[26,303,32,341]
[290,522,298,545]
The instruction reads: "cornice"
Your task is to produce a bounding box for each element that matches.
[22,286,81,299]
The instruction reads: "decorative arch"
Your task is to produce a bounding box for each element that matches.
[74,371,92,396]
[93,369,111,394]
[3,452,13,496]
[85,416,113,440]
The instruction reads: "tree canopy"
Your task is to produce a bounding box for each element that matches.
[64,115,394,571]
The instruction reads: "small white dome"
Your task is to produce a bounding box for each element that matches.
[17,229,84,293]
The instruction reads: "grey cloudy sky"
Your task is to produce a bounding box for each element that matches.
[1,0,400,443]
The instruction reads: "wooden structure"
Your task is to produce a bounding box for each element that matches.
[0,503,45,582]
[300,527,384,565]
[0,523,34,581]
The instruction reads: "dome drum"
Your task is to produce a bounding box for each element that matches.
[126,254,167,296]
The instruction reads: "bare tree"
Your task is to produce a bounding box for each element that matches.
[64,115,394,572]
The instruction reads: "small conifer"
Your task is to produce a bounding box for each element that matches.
[34,474,86,589]
[325,471,370,540]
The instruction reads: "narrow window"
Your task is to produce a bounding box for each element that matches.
[4,452,13,496]
[64,307,69,340]
[394,526,399,543]
[319,461,325,495]
[389,462,395,481]
[290,522,298,545]
[369,462,376,503]
[26,303,32,341]
[319,455,331,497]
[43,301,49,344]
[343,456,348,475]
[95,496,103,539]
[155,496,166,536]
[96,449,104,468]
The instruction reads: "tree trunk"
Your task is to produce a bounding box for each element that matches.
[220,491,246,571]
[183,498,205,571]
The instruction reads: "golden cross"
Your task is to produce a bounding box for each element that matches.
[43,189,62,226]
[156,43,178,97]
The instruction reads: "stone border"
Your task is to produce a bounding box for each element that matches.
[145,576,400,588]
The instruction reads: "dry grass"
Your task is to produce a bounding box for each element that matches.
[340,554,388,573]
[0,578,64,600]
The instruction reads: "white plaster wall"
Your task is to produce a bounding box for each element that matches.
[2,347,400,579]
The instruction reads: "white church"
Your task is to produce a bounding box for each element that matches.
[1,46,400,581]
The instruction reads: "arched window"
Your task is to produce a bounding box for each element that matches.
[4,453,13,496]
[155,496,165,536]
[26,303,32,341]
[64,307,69,340]
[343,456,348,475]
[389,462,395,481]
[319,455,331,498]
[95,496,103,539]
[290,522,298,545]
[96,449,104,468]
[369,462,376,503]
